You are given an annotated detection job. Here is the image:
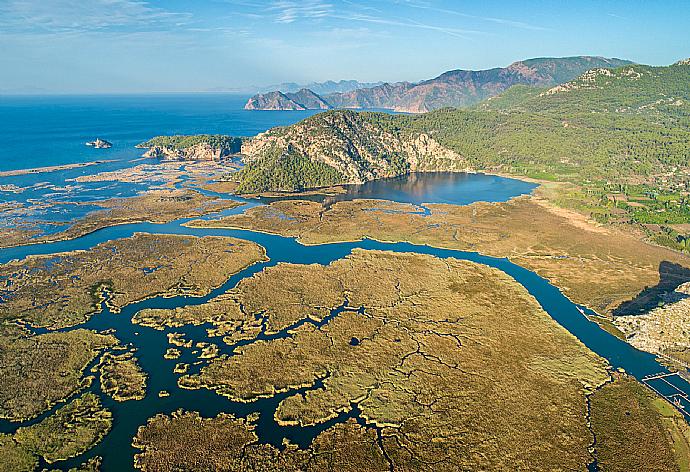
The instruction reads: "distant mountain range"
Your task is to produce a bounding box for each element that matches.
[245,56,632,113]
[257,80,384,95]
[236,58,689,192]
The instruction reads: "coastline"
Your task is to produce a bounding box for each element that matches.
[0,160,116,178]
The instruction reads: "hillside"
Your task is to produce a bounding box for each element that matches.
[481,62,690,117]
[137,135,242,161]
[245,56,631,113]
[244,91,307,110]
[236,59,690,250]
[324,82,416,109]
[237,111,467,192]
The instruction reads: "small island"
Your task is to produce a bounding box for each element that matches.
[85,138,112,149]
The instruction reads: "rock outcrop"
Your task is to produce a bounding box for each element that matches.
[615,282,690,355]
[237,110,469,192]
[244,91,307,110]
[245,88,332,111]
[85,138,112,149]
[137,135,242,161]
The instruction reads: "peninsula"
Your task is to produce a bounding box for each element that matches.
[136,135,242,161]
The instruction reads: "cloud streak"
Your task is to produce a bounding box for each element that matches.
[331,12,481,39]
[265,0,333,24]
[388,0,551,32]
[0,0,191,33]
[259,0,482,39]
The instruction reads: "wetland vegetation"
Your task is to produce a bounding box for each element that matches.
[1,60,689,471]
[189,193,690,317]
[98,352,147,402]
[0,233,266,329]
[0,326,115,421]
[0,188,242,250]
[13,393,112,464]
[179,250,609,469]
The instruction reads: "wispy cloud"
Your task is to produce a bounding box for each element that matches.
[241,0,479,39]
[607,13,628,20]
[0,0,191,33]
[330,12,481,39]
[389,0,551,32]
[265,0,333,24]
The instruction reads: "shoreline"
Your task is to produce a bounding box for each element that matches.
[0,160,116,178]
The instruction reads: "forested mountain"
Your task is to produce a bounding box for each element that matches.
[237,111,465,193]
[237,59,690,248]
[245,56,631,112]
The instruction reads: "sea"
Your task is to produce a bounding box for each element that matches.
[0,94,536,236]
[1,94,689,471]
[0,94,320,172]
[0,94,322,235]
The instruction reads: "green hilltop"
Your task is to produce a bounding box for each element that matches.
[236,59,690,251]
[138,135,242,152]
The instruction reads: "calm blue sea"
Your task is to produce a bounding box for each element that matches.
[0,95,536,238]
[0,94,320,172]
[0,94,323,233]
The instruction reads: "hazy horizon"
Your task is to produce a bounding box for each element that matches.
[1,0,688,95]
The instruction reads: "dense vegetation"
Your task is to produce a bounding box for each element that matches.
[138,135,242,152]
[400,62,690,249]
[237,60,690,249]
[235,144,344,193]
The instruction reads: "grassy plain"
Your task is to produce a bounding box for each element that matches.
[140,249,690,470]
[0,434,37,472]
[0,188,241,250]
[0,233,266,329]
[188,194,690,315]
[99,351,147,401]
[13,393,111,464]
[133,411,393,471]
[178,250,610,470]
[0,325,115,421]
[590,376,690,471]
[134,293,264,345]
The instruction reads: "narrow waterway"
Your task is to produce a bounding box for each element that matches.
[1,176,687,471]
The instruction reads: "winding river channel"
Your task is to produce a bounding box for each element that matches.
[1,173,689,471]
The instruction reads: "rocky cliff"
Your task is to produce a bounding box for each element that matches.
[137,135,242,161]
[244,91,307,110]
[237,110,468,192]
[85,138,112,148]
[286,88,332,109]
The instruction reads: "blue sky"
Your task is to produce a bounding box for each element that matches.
[0,0,688,93]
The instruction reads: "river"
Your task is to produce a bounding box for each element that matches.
[0,173,688,471]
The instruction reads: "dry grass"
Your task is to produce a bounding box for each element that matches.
[179,250,610,470]
[0,188,241,250]
[133,411,390,472]
[189,196,690,315]
[0,233,266,329]
[0,325,115,421]
[14,393,111,464]
[0,434,37,472]
[99,351,147,401]
[590,376,690,471]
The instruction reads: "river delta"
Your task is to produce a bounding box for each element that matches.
[1,166,690,471]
